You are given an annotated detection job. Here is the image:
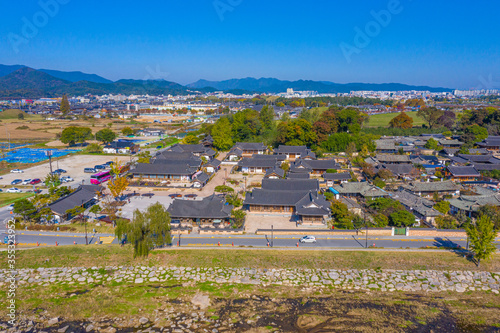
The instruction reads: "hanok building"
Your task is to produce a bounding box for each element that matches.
[288,159,340,175]
[392,189,442,226]
[448,193,500,217]
[130,151,203,184]
[273,145,316,161]
[139,128,165,137]
[438,139,463,148]
[375,154,411,165]
[445,166,481,182]
[232,142,268,157]
[103,140,139,154]
[204,159,221,174]
[477,136,500,152]
[330,182,386,200]
[403,181,460,198]
[264,167,285,179]
[48,185,102,222]
[322,172,351,187]
[201,134,214,147]
[166,144,216,161]
[167,194,233,227]
[237,155,282,174]
[243,179,330,224]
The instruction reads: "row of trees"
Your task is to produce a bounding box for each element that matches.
[60,127,117,145]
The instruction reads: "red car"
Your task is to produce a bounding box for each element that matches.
[30,179,41,185]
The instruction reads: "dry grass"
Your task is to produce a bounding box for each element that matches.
[3,246,499,272]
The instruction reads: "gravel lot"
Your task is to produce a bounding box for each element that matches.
[0,154,130,189]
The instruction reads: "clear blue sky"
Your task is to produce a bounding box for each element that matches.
[0,0,499,89]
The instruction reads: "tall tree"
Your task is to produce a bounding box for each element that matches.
[259,105,275,130]
[60,126,92,145]
[96,128,117,144]
[13,199,36,223]
[417,107,444,129]
[466,216,497,267]
[389,112,413,129]
[115,202,171,257]
[212,117,233,151]
[60,94,71,116]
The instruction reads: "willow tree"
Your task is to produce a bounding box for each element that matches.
[115,202,171,257]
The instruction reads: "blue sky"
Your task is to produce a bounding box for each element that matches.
[0,0,499,89]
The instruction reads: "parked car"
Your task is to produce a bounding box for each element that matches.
[84,168,96,173]
[10,169,23,173]
[94,165,106,170]
[105,161,114,166]
[61,176,74,182]
[30,179,41,185]
[7,204,14,211]
[299,236,317,243]
[184,194,197,198]
[11,179,22,185]
[6,188,22,193]
[22,179,32,185]
[169,194,182,198]
[54,169,67,174]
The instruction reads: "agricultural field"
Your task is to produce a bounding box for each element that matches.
[366,111,425,128]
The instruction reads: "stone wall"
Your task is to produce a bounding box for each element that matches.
[2,266,499,294]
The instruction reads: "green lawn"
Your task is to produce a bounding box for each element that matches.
[2,246,499,272]
[0,192,34,207]
[367,111,425,128]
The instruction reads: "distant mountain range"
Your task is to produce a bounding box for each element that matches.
[188,77,453,94]
[0,64,454,98]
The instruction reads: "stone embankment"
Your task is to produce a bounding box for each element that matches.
[2,266,499,293]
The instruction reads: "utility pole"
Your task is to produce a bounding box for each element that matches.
[271,225,274,247]
[47,150,53,175]
[83,200,88,245]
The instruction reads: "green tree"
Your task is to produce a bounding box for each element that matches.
[60,94,71,116]
[136,151,151,163]
[435,215,458,229]
[424,138,439,150]
[13,199,37,223]
[89,204,101,219]
[231,209,246,228]
[60,126,92,146]
[417,107,444,129]
[212,117,233,151]
[121,127,134,136]
[466,216,497,267]
[389,210,415,227]
[85,143,103,154]
[389,112,413,129]
[330,200,354,229]
[96,128,117,144]
[182,135,200,144]
[215,185,234,193]
[115,202,171,257]
[259,105,275,130]
[374,213,389,228]
[277,118,317,146]
[433,201,450,214]
[17,112,24,120]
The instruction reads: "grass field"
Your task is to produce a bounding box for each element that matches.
[367,111,425,128]
[2,246,499,271]
[0,192,34,207]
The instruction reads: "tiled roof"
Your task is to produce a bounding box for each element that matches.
[261,178,320,191]
[49,185,101,215]
[375,154,411,163]
[167,194,233,219]
[447,166,480,177]
[332,182,386,198]
[405,181,459,192]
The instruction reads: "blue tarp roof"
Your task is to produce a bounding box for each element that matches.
[329,187,339,194]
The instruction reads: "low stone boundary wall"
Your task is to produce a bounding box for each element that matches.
[255,229,392,236]
[2,266,499,294]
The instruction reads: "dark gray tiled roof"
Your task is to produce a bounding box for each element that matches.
[265,167,285,178]
[244,189,308,206]
[322,172,351,181]
[233,142,267,151]
[405,181,459,192]
[261,178,320,191]
[447,166,480,177]
[291,159,339,171]
[49,185,101,215]
[287,173,310,179]
[295,192,331,216]
[380,163,414,176]
[167,195,233,219]
[132,163,198,176]
[238,157,280,168]
[375,154,411,163]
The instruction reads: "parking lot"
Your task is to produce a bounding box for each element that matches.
[0,154,131,190]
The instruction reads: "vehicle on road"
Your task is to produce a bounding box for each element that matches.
[94,165,106,170]
[11,179,22,185]
[299,236,317,243]
[22,179,32,185]
[10,169,23,173]
[30,179,41,185]
[6,188,22,193]
[91,170,112,185]
[84,168,96,173]
[7,204,14,211]
[169,194,182,198]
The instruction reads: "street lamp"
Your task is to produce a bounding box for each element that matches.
[271,224,274,247]
[82,200,88,245]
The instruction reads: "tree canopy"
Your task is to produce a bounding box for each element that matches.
[466,215,497,267]
[389,112,413,129]
[60,126,92,146]
[96,128,117,144]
